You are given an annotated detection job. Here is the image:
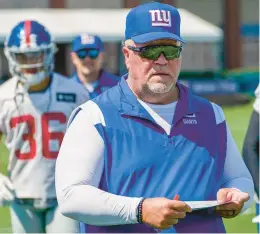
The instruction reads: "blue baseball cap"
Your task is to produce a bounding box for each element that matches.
[72,33,104,52]
[125,2,185,44]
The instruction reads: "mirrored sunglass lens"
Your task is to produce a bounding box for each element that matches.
[77,50,87,59]
[88,50,99,59]
[77,49,99,59]
[140,47,161,60]
[141,46,181,60]
[163,47,180,59]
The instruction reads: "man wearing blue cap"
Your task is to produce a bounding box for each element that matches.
[56,2,254,233]
[70,33,119,98]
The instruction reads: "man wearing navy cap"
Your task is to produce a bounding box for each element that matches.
[56,2,254,233]
[70,33,119,98]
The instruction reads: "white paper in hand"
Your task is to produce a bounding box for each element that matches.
[184,200,231,210]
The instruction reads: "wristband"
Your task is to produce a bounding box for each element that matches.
[136,198,145,223]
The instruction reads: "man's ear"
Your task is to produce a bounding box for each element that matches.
[122,47,130,69]
[71,52,78,66]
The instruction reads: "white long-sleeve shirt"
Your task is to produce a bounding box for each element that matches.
[55,100,254,225]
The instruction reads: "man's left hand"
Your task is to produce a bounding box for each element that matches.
[215,188,250,218]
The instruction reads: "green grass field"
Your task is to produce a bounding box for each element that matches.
[0,101,257,233]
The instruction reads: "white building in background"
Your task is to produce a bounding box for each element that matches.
[0,0,258,77]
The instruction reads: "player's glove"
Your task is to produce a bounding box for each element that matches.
[0,174,15,206]
[252,215,260,223]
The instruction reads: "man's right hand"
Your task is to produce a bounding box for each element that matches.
[0,174,15,206]
[141,197,192,230]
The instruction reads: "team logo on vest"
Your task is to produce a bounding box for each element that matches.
[149,10,171,27]
[183,114,197,124]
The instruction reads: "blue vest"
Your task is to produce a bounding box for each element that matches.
[84,76,227,233]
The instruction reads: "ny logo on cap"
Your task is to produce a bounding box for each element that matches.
[149,10,171,27]
[81,34,95,45]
